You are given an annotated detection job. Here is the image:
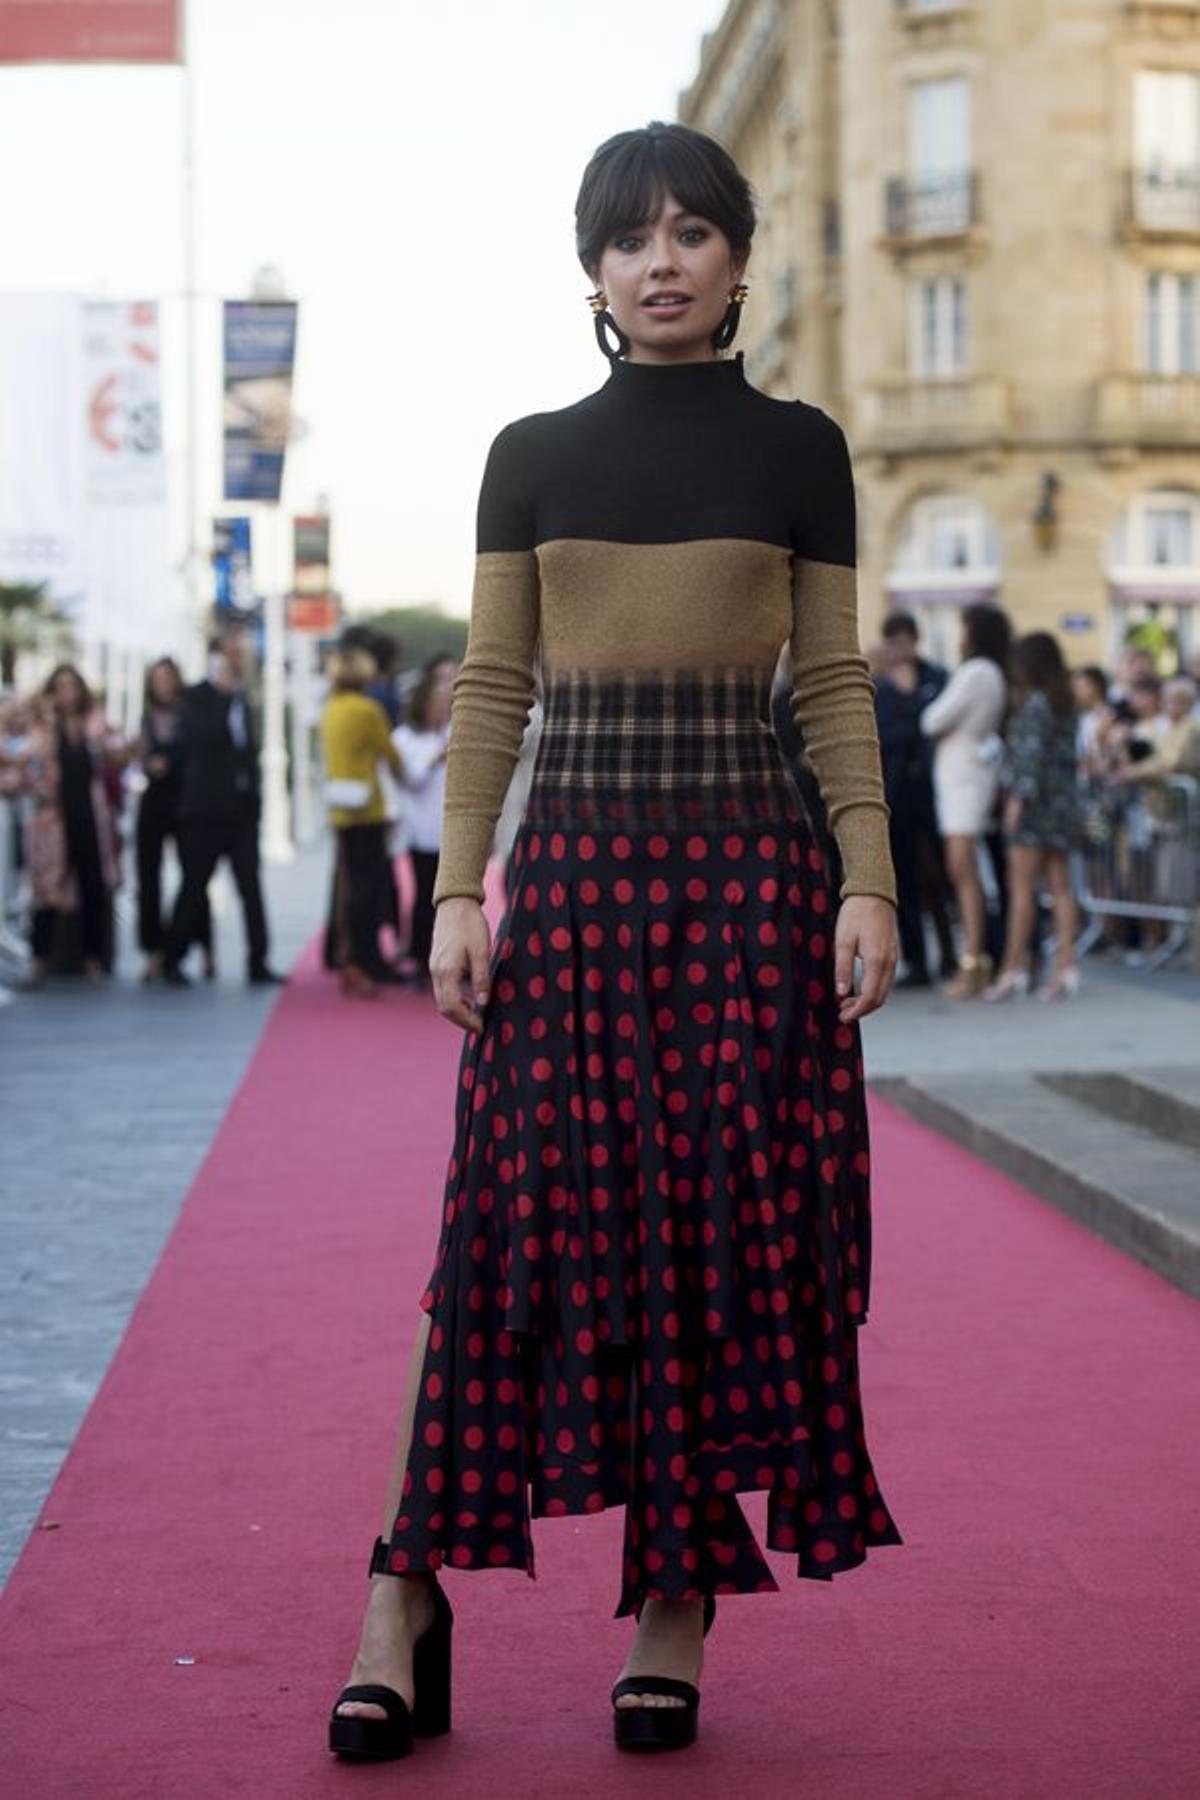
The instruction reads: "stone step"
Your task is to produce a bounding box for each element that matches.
[872,1072,1200,1302]
[1037,1067,1200,1157]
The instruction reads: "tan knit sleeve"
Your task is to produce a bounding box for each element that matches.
[789,410,896,909]
[432,551,539,904]
[432,423,541,905]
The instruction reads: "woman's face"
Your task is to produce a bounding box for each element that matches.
[1071,672,1103,712]
[50,670,85,715]
[428,660,457,726]
[149,661,181,705]
[593,192,747,365]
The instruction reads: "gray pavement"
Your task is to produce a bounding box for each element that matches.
[0,842,329,1584]
[863,958,1200,1301]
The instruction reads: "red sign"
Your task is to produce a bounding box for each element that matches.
[288,595,340,634]
[0,1,182,64]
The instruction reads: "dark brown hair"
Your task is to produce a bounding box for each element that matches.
[143,655,184,707]
[1012,631,1074,716]
[43,662,93,716]
[405,654,456,730]
[575,121,756,277]
[962,603,1012,674]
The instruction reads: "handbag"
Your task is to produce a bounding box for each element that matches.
[323,776,372,810]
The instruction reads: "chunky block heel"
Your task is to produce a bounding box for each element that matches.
[612,1595,716,1753]
[410,1587,453,1737]
[328,1538,454,1761]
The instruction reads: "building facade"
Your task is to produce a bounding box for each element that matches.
[680,0,1200,670]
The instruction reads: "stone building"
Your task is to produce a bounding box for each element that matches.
[679,0,1200,671]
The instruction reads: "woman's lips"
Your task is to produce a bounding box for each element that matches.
[640,295,693,318]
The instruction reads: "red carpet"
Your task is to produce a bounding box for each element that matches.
[2,880,1198,1796]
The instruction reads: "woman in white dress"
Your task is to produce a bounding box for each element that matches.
[392,656,456,986]
[919,604,1011,998]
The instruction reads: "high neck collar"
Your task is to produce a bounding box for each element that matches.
[604,349,748,403]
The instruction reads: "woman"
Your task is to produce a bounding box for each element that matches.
[329,121,902,1763]
[135,657,214,983]
[320,643,406,999]
[982,633,1082,1001]
[391,654,455,986]
[919,603,1011,998]
[22,665,122,983]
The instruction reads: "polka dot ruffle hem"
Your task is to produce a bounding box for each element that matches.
[389,812,903,1616]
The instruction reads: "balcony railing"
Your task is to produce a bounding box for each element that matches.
[885,171,979,241]
[860,376,1010,452]
[1094,374,1200,444]
[1126,166,1200,235]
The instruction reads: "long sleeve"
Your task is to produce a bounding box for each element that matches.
[432,424,541,906]
[790,412,897,908]
[920,660,983,740]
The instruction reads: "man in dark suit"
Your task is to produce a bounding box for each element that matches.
[163,629,286,987]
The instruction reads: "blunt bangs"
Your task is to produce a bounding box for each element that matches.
[575,122,756,274]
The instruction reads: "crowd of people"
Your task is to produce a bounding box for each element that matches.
[2,606,1198,1003]
[865,608,1200,998]
[0,621,460,1000]
[317,627,458,1000]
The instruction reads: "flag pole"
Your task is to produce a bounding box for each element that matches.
[180,0,201,667]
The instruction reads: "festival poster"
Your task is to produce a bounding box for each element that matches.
[222,300,298,504]
[83,299,165,505]
[212,516,254,613]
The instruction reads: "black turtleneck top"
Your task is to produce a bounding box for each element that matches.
[432,351,895,909]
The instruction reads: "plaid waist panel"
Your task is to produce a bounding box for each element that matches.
[525,668,805,833]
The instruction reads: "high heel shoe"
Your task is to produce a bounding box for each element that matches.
[338,963,380,1001]
[1037,965,1081,1002]
[328,1538,453,1761]
[940,951,994,1001]
[611,1594,717,1753]
[981,967,1031,1003]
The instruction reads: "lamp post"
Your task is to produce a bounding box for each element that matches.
[251,264,295,866]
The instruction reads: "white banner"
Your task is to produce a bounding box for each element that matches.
[0,291,176,657]
[0,292,87,608]
[83,299,165,505]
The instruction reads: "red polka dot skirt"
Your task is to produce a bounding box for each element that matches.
[387,670,903,1616]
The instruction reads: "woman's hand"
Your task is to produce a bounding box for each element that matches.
[430,895,493,1033]
[1003,793,1023,833]
[833,895,898,1023]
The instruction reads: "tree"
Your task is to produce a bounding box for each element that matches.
[0,582,60,689]
[348,602,468,669]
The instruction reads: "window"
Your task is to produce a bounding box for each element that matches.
[910,277,968,376]
[1108,489,1200,572]
[1136,70,1200,177]
[910,76,970,181]
[1144,271,1200,373]
[893,494,1001,578]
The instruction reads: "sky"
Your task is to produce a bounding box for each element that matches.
[1,0,728,624]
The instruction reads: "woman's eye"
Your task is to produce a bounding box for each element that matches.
[679,227,708,244]
[614,235,642,253]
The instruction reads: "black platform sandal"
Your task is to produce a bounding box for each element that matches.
[328,1538,454,1761]
[611,1594,717,1752]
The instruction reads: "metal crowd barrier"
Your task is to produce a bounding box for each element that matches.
[1074,773,1199,971]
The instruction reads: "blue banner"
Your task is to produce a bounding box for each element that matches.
[212,515,253,611]
[222,301,298,503]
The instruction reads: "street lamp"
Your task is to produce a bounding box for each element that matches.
[1033,471,1061,553]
